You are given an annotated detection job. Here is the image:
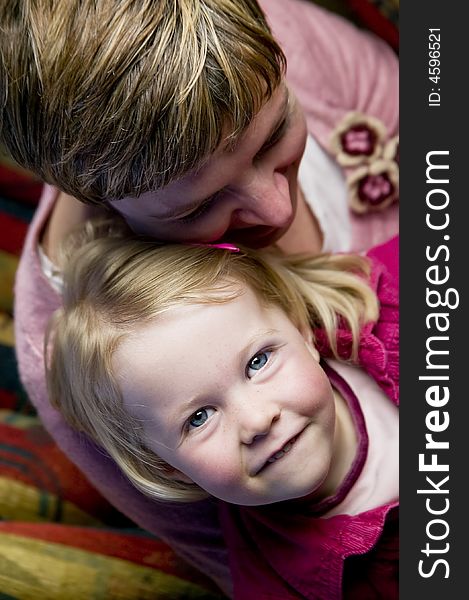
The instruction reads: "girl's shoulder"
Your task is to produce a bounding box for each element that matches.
[316,235,399,404]
[367,234,399,288]
[362,235,399,404]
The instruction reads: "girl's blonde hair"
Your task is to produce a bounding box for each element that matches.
[1,0,284,204]
[46,221,378,502]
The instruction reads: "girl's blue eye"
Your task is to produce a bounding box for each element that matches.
[246,351,271,378]
[188,407,215,429]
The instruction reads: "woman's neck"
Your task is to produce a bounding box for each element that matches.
[41,191,105,263]
[276,185,323,255]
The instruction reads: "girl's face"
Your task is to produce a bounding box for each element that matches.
[113,285,340,506]
[109,84,307,249]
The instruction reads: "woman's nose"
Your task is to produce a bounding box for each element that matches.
[229,169,293,229]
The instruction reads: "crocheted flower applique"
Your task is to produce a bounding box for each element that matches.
[330,112,399,214]
[348,159,399,214]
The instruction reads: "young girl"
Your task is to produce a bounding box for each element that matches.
[46,223,399,599]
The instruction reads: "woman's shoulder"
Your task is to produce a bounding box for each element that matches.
[14,185,61,324]
[262,0,399,157]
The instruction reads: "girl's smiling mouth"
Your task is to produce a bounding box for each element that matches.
[255,432,303,475]
[266,435,298,464]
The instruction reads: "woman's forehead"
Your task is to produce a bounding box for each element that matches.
[109,84,289,220]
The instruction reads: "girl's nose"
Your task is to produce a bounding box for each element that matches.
[229,169,293,229]
[238,399,281,445]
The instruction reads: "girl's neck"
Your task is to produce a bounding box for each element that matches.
[317,389,358,500]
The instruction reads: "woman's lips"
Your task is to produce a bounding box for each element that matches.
[223,226,286,249]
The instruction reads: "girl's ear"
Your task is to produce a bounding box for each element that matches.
[165,468,194,484]
[299,323,320,362]
[305,340,320,362]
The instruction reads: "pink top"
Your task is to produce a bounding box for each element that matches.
[14,1,399,596]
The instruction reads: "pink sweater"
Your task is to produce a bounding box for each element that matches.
[14,1,398,596]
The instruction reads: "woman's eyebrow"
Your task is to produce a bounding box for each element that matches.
[260,89,290,148]
[221,87,290,154]
[155,90,291,221]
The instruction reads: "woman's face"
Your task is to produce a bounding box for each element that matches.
[110,84,307,248]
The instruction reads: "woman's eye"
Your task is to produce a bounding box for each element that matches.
[187,407,215,429]
[246,351,272,378]
[177,194,217,224]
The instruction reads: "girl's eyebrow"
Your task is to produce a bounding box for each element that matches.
[176,327,280,410]
[237,328,279,362]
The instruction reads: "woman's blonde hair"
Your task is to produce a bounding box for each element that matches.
[0,0,284,204]
[46,221,378,502]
